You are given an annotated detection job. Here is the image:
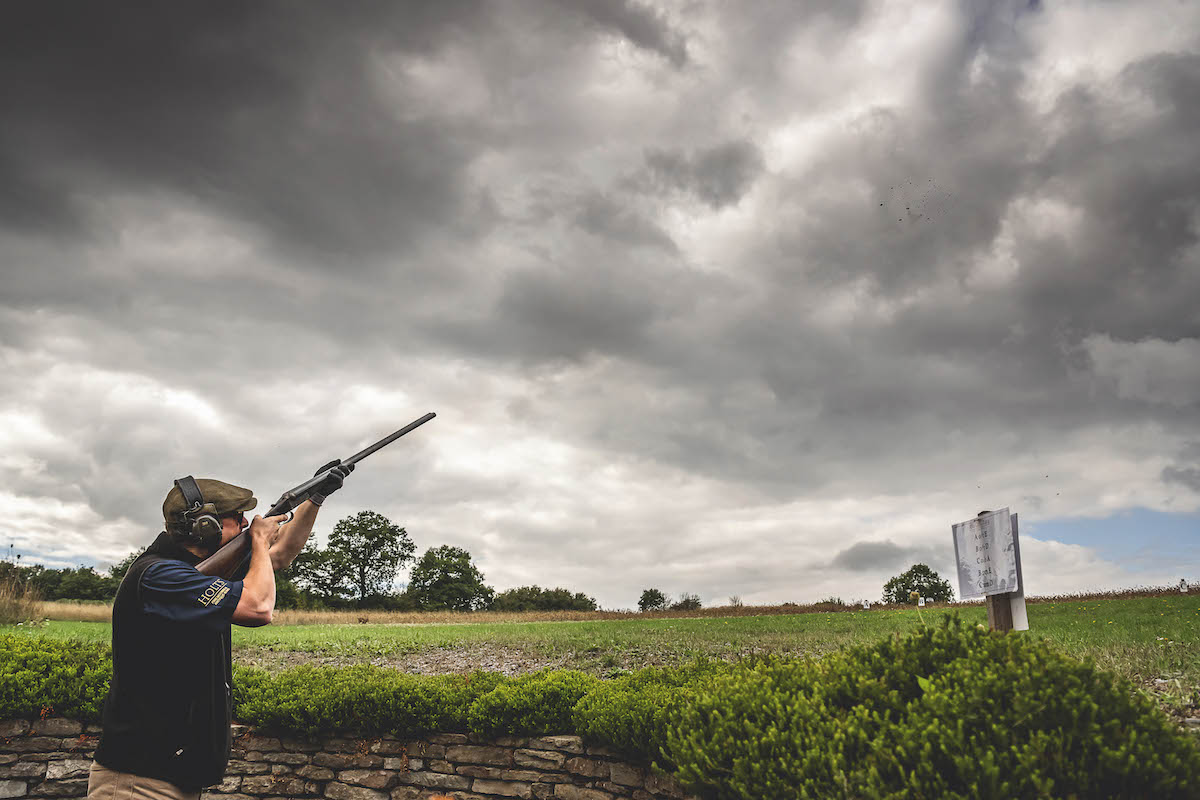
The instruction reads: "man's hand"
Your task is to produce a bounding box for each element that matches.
[248,513,289,548]
[310,460,355,507]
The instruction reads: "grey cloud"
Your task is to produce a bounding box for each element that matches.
[1084,335,1200,408]
[573,193,678,253]
[640,141,765,209]
[431,263,666,365]
[563,0,689,66]
[830,540,947,574]
[1163,467,1200,493]
[0,2,496,258]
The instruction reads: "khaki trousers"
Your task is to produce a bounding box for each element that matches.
[87,762,200,800]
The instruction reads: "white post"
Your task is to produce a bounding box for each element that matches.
[1009,513,1029,631]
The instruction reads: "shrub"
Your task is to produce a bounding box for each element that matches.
[572,660,732,765]
[491,586,598,612]
[666,617,1200,799]
[812,596,850,613]
[669,593,702,611]
[467,670,597,737]
[234,664,504,739]
[0,634,110,721]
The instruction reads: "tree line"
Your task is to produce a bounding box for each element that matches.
[634,564,955,612]
[2,510,597,612]
[5,508,956,612]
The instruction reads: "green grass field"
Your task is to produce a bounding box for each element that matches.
[16,594,1200,720]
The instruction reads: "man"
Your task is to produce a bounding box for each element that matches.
[88,462,352,800]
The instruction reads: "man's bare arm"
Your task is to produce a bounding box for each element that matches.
[270,499,319,571]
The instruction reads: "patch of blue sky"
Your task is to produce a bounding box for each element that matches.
[1025,507,1200,576]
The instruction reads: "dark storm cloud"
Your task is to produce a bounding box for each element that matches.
[830,540,947,574]
[639,141,765,209]
[1164,467,1200,493]
[550,2,1200,496]
[0,1,492,258]
[1021,53,1200,344]
[564,0,689,66]
[573,193,678,253]
[431,261,669,365]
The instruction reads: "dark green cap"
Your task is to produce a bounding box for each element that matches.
[162,478,257,523]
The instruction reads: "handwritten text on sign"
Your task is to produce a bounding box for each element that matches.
[952,508,1020,600]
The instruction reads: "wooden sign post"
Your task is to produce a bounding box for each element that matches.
[952,508,1029,632]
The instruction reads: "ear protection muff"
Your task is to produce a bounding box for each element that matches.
[174,475,223,550]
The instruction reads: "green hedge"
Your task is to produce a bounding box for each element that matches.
[468,669,597,737]
[572,658,732,764]
[233,664,505,738]
[2,619,1198,799]
[0,635,111,722]
[667,618,1200,799]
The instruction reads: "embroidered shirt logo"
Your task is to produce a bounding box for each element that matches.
[198,578,230,607]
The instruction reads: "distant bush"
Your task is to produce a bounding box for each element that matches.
[669,593,702,611]
[491,585,597,612]
[666,617,1200,799]
[811,596,852,613]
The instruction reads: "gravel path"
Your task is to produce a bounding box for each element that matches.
[238,642,587,676]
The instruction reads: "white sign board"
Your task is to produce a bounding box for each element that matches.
[952,508,1020,599]
[952,508,1028,631]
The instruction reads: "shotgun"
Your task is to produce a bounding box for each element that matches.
[195,412,436,577]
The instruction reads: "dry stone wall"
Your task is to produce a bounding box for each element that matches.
[0,719,697,800]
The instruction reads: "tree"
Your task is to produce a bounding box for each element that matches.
[108,549,145,586]
[325,511,415,603]
[57,567,114,600]
[273,576,303,609]
[491,585,597,612]
[882,563,953,604]
[405,546,493,611]
[285,540,352,603]
[22,565,115,601]
[638,588,667,611]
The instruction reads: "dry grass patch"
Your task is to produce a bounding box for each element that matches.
[36,585,1195,626]
[37,601,111,623]
[0,577,41,624]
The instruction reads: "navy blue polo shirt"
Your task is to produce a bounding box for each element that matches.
[140,561,244,631]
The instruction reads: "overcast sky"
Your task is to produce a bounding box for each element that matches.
[2,0,1198,609]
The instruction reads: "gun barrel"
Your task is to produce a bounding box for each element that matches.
[343,412,436,467]
[195,412,436,577]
